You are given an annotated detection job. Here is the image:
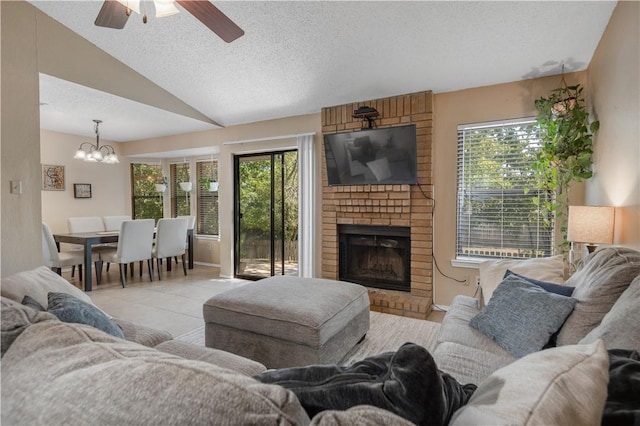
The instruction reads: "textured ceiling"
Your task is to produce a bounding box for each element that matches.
[29,0,617,144]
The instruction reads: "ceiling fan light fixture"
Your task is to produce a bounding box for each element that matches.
[153,0,179,18]
[117,0,140,15]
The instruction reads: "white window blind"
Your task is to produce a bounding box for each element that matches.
[456,119,554,260]
[196,161,219,236]
[170,162,191,217]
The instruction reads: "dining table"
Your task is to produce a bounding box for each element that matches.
[53,229,194,292]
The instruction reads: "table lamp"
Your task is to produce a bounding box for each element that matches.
[567,205,615,267]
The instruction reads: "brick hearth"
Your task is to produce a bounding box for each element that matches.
[321,91,433,319]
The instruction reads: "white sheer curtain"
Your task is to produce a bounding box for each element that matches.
[297,134,316,278]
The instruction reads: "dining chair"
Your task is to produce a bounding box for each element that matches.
[68,216,113,278]
[42,222,103,283]
[176,215,196,265]
[67,216,106,233]
[153,218,189,280]
[103,215,132,231]
[100,219,155,287]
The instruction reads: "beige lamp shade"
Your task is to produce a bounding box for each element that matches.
[567,206,615,244]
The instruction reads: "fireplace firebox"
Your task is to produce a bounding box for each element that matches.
[339,225,411,292]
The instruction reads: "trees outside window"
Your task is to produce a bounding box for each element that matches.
[131,163,163,222]
[170,163,191,217]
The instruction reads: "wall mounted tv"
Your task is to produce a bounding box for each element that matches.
[323,124,417,186]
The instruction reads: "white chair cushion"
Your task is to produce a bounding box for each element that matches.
[67,217,105,233]
[101,219,155,264]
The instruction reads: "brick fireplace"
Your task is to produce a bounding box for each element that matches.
[321,91,433,319]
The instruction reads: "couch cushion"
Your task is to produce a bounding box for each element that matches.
[1,320,310,425]
[309,405,415,426]
[111,317,172,347]
[557,247,640,345]
[47,292,124,339]
[0,266,107,316]
[449,340,609,426]
[432,341,515,386]
[478,255,564,305]
[580,274,640,352]
[470,275,577,358]
[1,297,58,357]
[437,295,511,355]
[155,340,267,376]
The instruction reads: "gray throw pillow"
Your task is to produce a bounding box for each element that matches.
[1,297,58,357]
[47,292,125,339]
[22,295,46,311]
[470,275,577,358]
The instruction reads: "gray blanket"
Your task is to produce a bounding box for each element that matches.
[255,342,476,426]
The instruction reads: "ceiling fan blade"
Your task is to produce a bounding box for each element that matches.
[95,0,130,29]
[176,0,244,43]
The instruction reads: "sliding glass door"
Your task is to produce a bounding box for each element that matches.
[234,150,298,279]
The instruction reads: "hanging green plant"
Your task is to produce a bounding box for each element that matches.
[532,79,599,251]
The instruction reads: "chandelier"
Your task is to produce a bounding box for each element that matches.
[73,120,120,164]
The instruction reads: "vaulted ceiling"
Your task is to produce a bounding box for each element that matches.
[30,1,617,142]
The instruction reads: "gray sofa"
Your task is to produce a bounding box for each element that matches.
[433,246,640,385]
[433,247,640,424]
[1,267,412,425]
[2,246,639,425]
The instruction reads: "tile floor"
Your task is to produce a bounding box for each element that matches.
[65,264,247,336]
[64,263,444,337]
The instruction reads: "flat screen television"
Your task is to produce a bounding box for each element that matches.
[323,124,417,186]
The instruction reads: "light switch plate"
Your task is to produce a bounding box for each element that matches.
[10,180,22,194]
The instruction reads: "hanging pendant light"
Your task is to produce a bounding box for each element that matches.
[73,120,120,164]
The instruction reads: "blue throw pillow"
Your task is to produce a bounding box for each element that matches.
[47,292,125,339]
[470,275,577,358]
[504,269,575,297]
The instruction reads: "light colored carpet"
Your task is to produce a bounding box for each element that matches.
[175,311,441,365]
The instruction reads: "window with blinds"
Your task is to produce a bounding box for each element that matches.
[170,162,191,217]
[196,161,219,236]
[456,119,554,260]
[131,163,163,222]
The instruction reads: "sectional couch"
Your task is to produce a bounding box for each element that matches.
[2,247,639,425]
[434,246,640,423]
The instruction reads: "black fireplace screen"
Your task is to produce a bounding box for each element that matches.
[339,225,411,292]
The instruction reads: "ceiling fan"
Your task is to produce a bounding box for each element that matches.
[94,0,244,43]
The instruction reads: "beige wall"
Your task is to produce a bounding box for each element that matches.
[40,130,131,235]
[1,1,42,277]
[431,1,640,305]
[431,72,588,305]
[586,0,640,249]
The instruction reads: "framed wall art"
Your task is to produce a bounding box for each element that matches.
[42,164,65,191]
[74,183,92,199]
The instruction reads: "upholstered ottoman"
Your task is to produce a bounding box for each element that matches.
[203,275,370,368]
